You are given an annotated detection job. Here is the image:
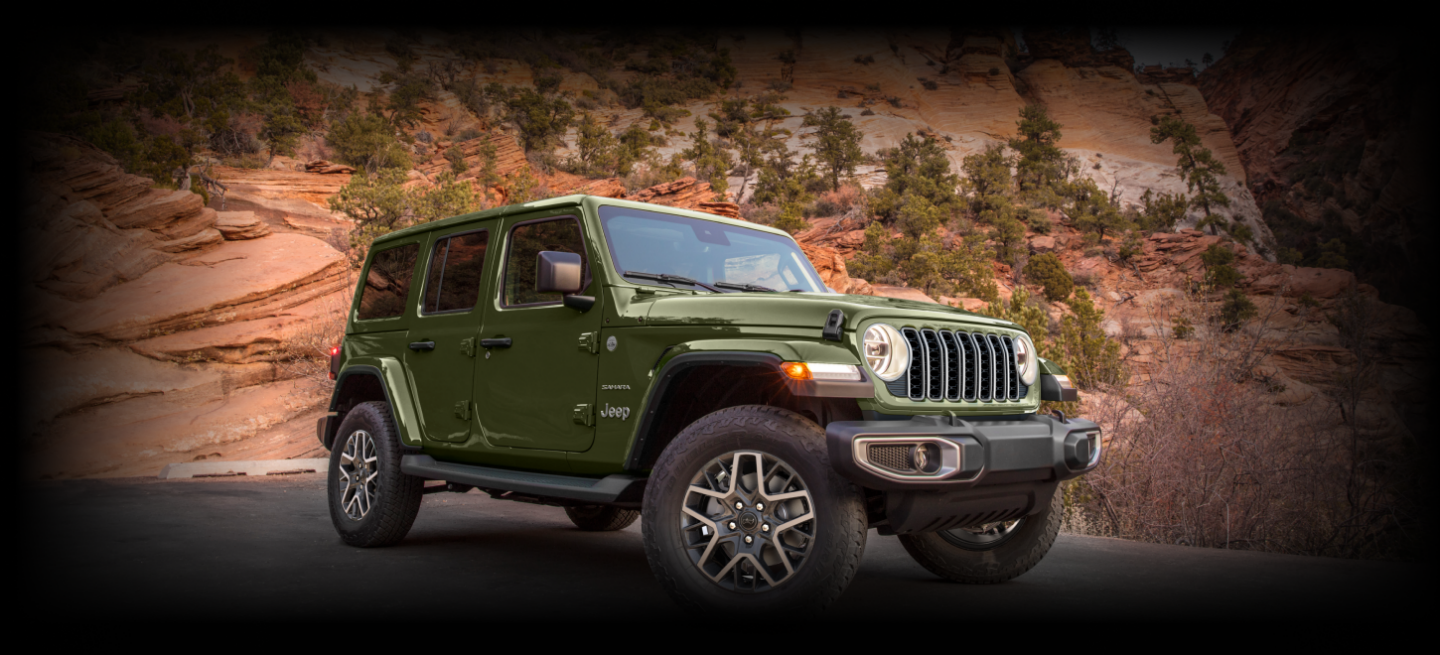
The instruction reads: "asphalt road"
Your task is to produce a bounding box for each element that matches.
[20,474,1427,620]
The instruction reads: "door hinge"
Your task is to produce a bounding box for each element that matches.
[460,337,475,358]
[454,401,470,420]
[578,331,599,354]
[572,403,594,426]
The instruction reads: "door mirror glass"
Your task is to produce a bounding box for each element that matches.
[537,251,583,294]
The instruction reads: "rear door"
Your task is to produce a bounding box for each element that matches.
[347,238,424,372]
[473,211,602,452]
[403,222,494,443]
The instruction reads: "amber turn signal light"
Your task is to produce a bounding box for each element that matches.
[781,362,812,380]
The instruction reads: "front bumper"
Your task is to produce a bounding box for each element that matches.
[826,414,1102,534]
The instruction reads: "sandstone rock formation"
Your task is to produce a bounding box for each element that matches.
[215,211,272,240]
[26,29,1429,481]
[1198,30,1432,307]
[24,134,348,479]
[208,166,352,238]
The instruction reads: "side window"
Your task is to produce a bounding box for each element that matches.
[422,230,489,314]
[358,243,420,320]
[503,217,586,306]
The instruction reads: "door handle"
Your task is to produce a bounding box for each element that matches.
[408,341,436,351]
[480,338,512,349]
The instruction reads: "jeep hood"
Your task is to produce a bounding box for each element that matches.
[638,291,1021,332]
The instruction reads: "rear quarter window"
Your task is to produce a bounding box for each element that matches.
[358,243,420,320]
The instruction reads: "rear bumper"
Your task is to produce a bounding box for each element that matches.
[827,414,1100,534]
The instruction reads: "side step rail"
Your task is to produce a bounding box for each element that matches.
[401,455,645,505]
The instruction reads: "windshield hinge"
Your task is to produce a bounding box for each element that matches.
[578,331,599,354]
[823,309,846,342]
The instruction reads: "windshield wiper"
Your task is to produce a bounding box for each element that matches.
[714,281,776,292]
[624,270,721,293]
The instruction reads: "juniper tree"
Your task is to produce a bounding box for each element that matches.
[871,133,961,221]
[1008,104,1065,192]
[1138,188,1188,232]
[571,112,620,177]
[1150,114,1230,234]
[681,118,733,194]
[960,144,1017,224]
[801,106,864,191]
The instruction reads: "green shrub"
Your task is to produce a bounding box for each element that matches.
[445,145,468,174]
[1138,188,1187,232]
[1206,264,1242,289]
[1057,288,1127,389]
[1218,289,1257,331]
[772,203,808,234]
[1023,207,1051,234]
[1025,253,1073,301]
[329,170,478,266]
[1171,316,1194,339]
[1316,238,1349,269]
[1118,230,1143,260]
[326,112,412,173]
[1200,243,1235,268]
[497,86,575,152]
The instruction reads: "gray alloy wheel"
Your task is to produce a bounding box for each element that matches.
[680,450,816,593]
[326,401,423,548]
[938,518,1027,550]
[337,429,380,521]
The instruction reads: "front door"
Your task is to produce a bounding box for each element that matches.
[403,222,493,443]
[474,212,602,452]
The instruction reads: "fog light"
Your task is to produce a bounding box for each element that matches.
[912,443,941,474]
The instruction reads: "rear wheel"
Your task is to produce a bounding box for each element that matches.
[564,505,639,531]
[326,401,423,547]
[641,405,867,614]
[897,484,1062,584]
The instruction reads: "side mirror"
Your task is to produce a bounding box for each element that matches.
[537,251,584,294]
[537,250,594,312]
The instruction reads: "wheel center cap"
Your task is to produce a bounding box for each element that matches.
[738,511,760,533]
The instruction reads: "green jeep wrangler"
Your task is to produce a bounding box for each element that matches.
[320,195,1099,612]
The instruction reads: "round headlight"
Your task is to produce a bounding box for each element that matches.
[1015,334,1038,386]
[863,323,910,381]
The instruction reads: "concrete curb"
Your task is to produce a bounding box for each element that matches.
[158,459,329,479]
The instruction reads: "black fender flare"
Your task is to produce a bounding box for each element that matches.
[323,366,411,451]
[623,351,873,471]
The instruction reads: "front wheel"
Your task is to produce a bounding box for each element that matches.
[898,484,1063,584]
[641,405,867,614]
[326,401,423,547]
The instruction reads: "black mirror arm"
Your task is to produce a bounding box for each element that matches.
[564,294,595,312]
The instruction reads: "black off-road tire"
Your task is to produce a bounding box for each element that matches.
[897,484,1063,584]
[641,405,867,615]
[565,505,640,531]
[327,401,423,548]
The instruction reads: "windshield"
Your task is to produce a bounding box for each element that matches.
[597,205,828,293]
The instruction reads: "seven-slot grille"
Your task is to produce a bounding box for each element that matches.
[890,327,1027,402]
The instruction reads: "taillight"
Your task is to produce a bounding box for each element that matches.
[329,344,342,380]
